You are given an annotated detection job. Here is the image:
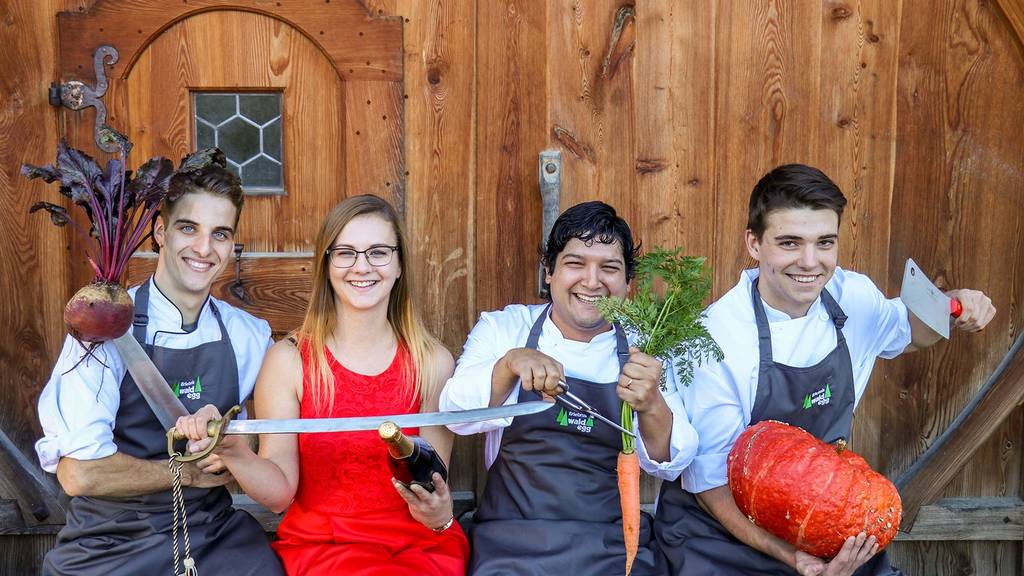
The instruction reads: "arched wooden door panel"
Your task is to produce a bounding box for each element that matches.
[56,0,404,335]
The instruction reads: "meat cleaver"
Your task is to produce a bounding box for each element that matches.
[900,258,963,339]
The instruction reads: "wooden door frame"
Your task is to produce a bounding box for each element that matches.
[58,0,403,84]
[55,0,406,297]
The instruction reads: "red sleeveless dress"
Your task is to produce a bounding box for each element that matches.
[272,345,469,575]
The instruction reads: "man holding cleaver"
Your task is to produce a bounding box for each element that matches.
[35,156,283,575]
[654,163,995,576]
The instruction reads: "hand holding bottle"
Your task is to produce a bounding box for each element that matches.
[392,472,455,532]
[382,422,456,532]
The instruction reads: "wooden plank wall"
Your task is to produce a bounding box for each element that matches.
[2,1,1023,574]
[0,0,80,531]
[883,0,1024,570]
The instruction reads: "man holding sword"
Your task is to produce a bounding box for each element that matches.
[35,156,283,575]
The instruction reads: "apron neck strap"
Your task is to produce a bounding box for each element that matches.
[526,304,630,369]
[131,278,229,344]
[750,279,775,363]
[818,288,848,329]
[132,280,151,343]
[750,278,849,364]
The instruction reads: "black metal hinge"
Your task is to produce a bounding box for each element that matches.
[49,45,119,153]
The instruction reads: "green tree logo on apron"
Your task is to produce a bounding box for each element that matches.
[175,377,203,400]
[803,382,832,410]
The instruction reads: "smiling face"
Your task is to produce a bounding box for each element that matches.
[746,207,840,318]
[153,192,237,306]
[545,238,629,342]
[327,213,401,313]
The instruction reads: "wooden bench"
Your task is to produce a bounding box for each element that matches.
[4,494,1023,542]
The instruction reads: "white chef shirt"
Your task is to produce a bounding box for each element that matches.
[439,303,698,481]
[35,279,272,473]
[679,267,912,493]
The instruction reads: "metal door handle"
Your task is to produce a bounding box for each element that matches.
[538,150,562,298]
[228,243,253,305]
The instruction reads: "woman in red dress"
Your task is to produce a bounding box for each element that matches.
[175,195,469,575]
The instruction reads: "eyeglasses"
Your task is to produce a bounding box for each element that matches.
[325,245,398,268]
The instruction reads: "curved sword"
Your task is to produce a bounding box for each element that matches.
[168,400,556,462]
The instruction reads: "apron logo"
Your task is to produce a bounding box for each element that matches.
[802,381,832,410]
[556,407,593,433]
[173,376,203,401]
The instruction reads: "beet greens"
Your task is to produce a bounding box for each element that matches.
[22,125,176,284]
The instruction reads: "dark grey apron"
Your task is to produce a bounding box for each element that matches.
[469,306,668,576]
[654,282,902,576]
[43,279,282,576]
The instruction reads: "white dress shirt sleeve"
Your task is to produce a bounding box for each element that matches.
[440,311,519,434]
[833,270,911,361]
[633,366,698,480]
[35,336,124,473]
[875,297,912,359]
[220,304,274,415]
[679,360,748,493]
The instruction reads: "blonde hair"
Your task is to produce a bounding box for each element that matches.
[296,195,440,415]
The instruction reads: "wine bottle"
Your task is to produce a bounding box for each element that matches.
[379,421,449,493]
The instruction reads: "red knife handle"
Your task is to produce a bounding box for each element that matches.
[950,298,963,318]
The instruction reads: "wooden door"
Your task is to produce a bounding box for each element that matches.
[56,0,404,335]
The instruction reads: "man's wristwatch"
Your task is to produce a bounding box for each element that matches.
[432,516,455,534]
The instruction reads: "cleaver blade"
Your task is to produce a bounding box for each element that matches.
[900,258,962,340]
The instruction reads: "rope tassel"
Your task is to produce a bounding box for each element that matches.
[169,455,199,576]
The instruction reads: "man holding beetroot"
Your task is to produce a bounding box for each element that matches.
[35,155,283,575]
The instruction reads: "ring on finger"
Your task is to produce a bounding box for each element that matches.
[626,378,634,388]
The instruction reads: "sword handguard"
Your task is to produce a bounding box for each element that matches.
[166,405,242,463]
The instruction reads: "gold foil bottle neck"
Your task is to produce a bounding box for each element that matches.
[379,421,414,458]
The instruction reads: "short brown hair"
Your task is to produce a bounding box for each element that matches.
[152,149,244,251]
[163,149,244,225]
[747,164,847,240]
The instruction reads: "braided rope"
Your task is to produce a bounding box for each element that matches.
[169,456,199,576]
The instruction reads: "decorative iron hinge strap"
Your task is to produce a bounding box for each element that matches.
[49,45,119,153]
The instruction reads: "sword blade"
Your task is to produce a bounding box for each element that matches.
[112,332,190,430]
[223,400,556,435]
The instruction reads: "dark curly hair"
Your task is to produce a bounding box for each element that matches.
[541,201,640,298]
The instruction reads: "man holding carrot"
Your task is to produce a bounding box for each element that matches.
[35,155,283,575]
[441,201,697,575]
[654,164,996,576]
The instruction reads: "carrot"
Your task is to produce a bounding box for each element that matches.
[619,402,640,576]
[596,247,724,574]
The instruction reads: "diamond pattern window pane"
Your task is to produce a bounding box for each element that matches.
[193,92,284,195]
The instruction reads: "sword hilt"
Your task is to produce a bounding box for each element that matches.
[166,405,241,463]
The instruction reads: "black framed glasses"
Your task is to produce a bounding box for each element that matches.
[325,245,398,268]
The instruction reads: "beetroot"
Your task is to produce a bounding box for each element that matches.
[63,282,134,342]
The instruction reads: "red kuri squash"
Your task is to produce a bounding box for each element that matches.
[727,420,901,558]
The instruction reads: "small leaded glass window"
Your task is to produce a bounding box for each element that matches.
[193,92,284,195]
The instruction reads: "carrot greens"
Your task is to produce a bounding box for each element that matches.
[596,246,723,390]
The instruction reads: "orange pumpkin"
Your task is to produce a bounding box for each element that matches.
[727,420,901,558]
